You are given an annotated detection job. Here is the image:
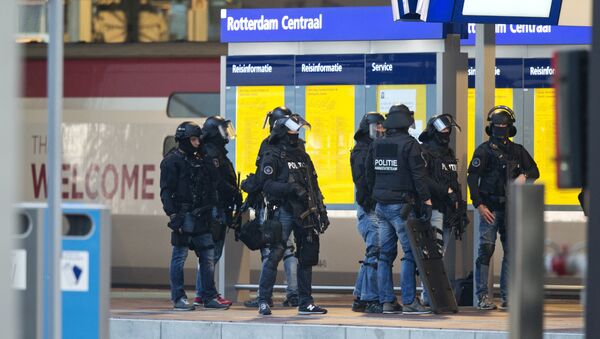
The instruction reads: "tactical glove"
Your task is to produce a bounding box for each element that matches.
[319,211,330,233]
[168,213,184,232]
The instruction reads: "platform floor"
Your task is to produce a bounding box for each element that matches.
[110,289,583,338]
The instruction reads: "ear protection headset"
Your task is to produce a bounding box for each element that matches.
[485,105,517,137]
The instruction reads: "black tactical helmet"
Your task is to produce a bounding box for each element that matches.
[355,112,385,140]
[175,121,202,141]
[202,115,236,143]
[418,114,461,143]
[485,105,517,137]
[382,104,414,129]
[263,106,292,130]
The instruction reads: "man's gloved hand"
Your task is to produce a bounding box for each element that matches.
[420,204,432,222]
[168,213,184,232]
[319,211,330,233]
[289,183,308,199]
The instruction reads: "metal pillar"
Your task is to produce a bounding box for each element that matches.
[436,33,469,281]
[1,2,20,339]
[220,55,250,302]
[473,24,496,305]
[586,0,600,337]
[47,1,63,338]
[508,184,545,339]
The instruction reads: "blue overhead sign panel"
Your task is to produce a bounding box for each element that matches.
[221,7,445,43]
[365,53,436,84]
[460,24,592,45]
[295,54,365,85]
[226,55,295,86]
[468,59,524,88]
[524,58,555,88]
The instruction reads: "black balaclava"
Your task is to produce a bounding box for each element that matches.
[179,138,199,155]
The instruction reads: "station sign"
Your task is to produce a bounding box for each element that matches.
[222,6,591,46]
[295,54,365,85]
[226,55,295,86]
[468,58,524,88]
[221,7,445,43]
[366,53,436,85]
[524,58,555,88]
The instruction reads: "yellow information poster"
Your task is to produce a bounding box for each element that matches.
[376,85,427,139]
[533,88,579,205]
[305,85,355,204]
[235,86,285,188]
[466,88,513,202]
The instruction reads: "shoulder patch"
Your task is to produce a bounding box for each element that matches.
[263,166,274,175]
[213,158,220,168]
[471,157,481,167]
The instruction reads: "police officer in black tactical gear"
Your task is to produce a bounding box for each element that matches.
[191,115,240,307]
[350,112,385,313]
[417,114,468,306]
[418,114,467,249]
[242,106,300,309]
[160,121,228,311]
[256,111,330,316]
[467,105,539,311]
[366,104,433,315]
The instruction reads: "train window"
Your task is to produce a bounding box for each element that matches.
[163,135,177,157]
[167,92,219,118]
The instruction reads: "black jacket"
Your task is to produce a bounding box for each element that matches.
[366,130,431,204]
[203,141,241,212]
[350,135,374,211]
[467,139,539,210]
[159,148,218,235]
[421,141,460,212]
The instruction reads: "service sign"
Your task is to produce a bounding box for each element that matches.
[221,7,445,43]
[365,53,436,85]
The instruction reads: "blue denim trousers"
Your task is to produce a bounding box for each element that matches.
[376,202,417,305]
[170,232,217,302]
[196,208,226,298]
[353,205,380,302]
[258,208,313,307]
[475,209,508,300]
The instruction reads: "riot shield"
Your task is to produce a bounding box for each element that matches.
[406,216,459,314]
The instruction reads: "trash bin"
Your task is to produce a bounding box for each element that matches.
[14,203,111,339]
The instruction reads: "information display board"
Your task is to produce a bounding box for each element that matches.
[305,85,355,204]
[376,84,428,139]
[532,88,579,204]
[235,86,285,187]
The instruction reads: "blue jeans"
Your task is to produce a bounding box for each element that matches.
[258,208,313,307]
[170,245,190,302]
[196,209,226,298]
[353,205,380,302]
[170,232,217,302]
[376,202,417,305]
[475,209,508,300]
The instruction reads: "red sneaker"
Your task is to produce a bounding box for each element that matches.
[216,294,233,306]
[193,296,203,306]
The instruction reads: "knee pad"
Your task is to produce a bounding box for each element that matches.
[477,243,495,266]
[379,249,397,265]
